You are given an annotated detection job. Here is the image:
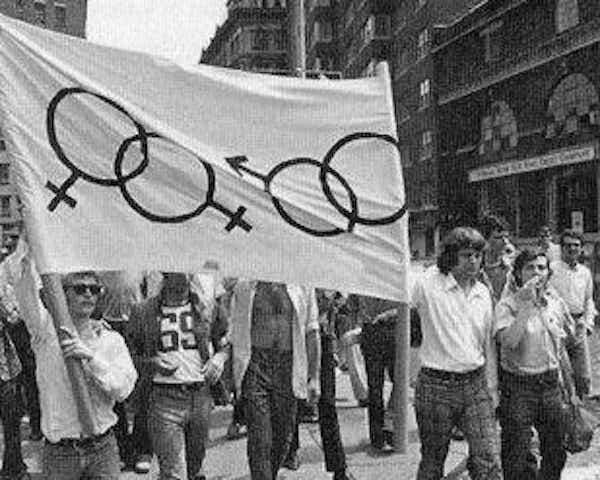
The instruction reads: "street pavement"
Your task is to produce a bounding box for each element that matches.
[9,342,600,479]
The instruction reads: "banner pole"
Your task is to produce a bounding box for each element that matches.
[288,0,306,78]
[393,302,410,453]
[40,273,98,436]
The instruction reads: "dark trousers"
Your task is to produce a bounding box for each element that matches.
[289,332,346,473]
[9,321,41,436]
[130,399,152,457]
[0,378,27,477]
[414,368,502,480]
[499,370,566,480]
[242,348,297,480]
[361,322,395,448]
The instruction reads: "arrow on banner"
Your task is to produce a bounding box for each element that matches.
[225,155,267,184]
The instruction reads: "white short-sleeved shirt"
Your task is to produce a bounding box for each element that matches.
[549,260,596,328]
[412,266,493,372]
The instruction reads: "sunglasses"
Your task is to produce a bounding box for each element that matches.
[66,283,103,296]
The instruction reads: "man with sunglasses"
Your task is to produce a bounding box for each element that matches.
[23,270,137,479]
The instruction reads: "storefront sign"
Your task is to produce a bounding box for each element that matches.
[468,146,596,183]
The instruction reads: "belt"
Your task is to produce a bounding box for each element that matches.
[251,346,293,355]
[153,382,206,393]
[421,366,484,382]
[501,368,559,386]
[47,427,113,449]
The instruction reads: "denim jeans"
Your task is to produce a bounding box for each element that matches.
[499,369,566,480]
[414,368,502,480]
[566,333,591,398]
[148,383,213,480]
[242,348,297,480]
[0,378,27,478]
[42,430,120,480]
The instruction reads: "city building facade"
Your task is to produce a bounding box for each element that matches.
[0,0,87,247]
[391,0,480,259]
[200,0,289,73]
[435,0,600,242]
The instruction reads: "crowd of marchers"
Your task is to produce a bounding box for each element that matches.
[0,217,598,480]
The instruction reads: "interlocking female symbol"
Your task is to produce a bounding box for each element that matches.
[46,87,251,232]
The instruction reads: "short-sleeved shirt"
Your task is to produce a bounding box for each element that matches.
[494,289,570,375]
[411,266,493,372]
[549,260,596,328]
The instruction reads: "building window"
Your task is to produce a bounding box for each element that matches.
[417,29,429,60]
[15,0,25,19]
[0,165,9,185]
[54,2,66,31]
[479,101,517,154]
[419,78,431,109]
[273,28,286,50]
[373,15,391,39]
[480,21,503,63]
[421,183,435,207]
[556,0,579,33]
[251,28,269,51]
[420,130,433,160]
[33,0,46,26]
[0,197,10,217]
[313,21,333,44]
[547,73,599,137]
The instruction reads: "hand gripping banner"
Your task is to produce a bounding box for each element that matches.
[0,14,408,301]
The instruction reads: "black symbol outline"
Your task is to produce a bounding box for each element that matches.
[234,132,407,236]
[320,132,407,227]
[265,157,358,237]
[113,132,252,231]
[45,87,252,233]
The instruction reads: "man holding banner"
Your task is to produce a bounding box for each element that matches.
[36,271,137,479]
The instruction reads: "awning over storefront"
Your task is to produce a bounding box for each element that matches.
[468,144,597,183]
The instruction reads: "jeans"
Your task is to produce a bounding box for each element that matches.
[414,368,502,480]
[148,383,213,480]
[42,430,120,480]
[242,348,297,480]
[361,321,395,447]
[499,370,566,480]
[566,333,591,398]
[0,379,27,478]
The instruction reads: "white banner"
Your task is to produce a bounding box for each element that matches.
[0,15,408,301]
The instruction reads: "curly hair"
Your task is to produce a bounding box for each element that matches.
[512,247,549,288]
[559,229,584,246]
[437,227,486,275]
